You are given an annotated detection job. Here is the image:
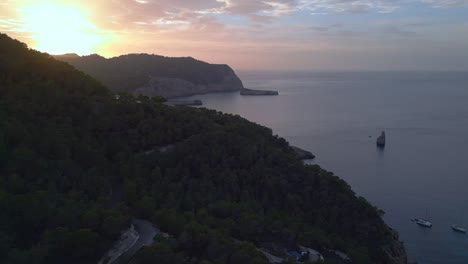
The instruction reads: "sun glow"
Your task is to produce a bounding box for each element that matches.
[20,3,105,55]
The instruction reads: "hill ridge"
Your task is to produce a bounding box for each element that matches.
[56,52,244,98]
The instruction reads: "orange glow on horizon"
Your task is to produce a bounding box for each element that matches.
[19,2,113,55]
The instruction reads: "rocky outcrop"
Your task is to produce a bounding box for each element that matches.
[240,88,279,96]
[134,75,238,99]
[291,146,315,160]
[56,54,244,98]
[377,131,386,147]
[381,229,408,264]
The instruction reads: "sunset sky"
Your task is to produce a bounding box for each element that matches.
[1,0,468,70]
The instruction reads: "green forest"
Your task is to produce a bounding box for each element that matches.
[0,33,401,264]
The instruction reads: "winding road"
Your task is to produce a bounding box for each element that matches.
[126,219,159,257]
[100,218,159,264]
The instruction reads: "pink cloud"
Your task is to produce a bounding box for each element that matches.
[1,0,467,70]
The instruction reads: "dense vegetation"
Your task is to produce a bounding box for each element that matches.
[0,33,401,264]
[55,53,243,96]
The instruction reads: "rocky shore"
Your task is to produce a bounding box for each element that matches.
[382,229,408,264]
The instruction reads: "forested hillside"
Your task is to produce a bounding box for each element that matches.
[0,33,405,264]
[55,53,244,98]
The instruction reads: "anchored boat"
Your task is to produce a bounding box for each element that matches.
[412,209,432,228]
[451,225,467,234]
[412,218,433,228]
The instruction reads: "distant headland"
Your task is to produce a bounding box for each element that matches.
[55,53,244,98]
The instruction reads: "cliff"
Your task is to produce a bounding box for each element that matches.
[382,229,408,264]
[55,53,244,98]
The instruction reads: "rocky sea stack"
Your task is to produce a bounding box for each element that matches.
[377,131,386,147]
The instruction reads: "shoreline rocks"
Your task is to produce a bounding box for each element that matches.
[382,228,408,264]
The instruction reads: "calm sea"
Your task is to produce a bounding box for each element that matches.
[182,71,468,263]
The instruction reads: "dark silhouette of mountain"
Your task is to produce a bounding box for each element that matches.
[55,53,244,98]
[1,33,407,264]
[54,53,80,59]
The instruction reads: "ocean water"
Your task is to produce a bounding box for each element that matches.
[182,71,468,264]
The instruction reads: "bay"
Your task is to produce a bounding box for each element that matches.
[182,71,468,263]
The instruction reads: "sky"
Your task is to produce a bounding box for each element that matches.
[1,0,468,71]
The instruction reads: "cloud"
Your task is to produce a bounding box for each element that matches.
[94,0,466,26]
[419,0,468,7]
[298,0,468,14]
[3,0,466,34]
[1,0,467,70]
[219,0,298,17]
[298,0,400,14]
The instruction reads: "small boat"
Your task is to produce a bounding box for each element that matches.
[412,209,432,228]
[412,218,433,228]
[451,225,467,234]
[376,131,385,147]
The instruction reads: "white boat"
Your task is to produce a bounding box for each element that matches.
[451,214,466,234]
[451,225,467,233]
[413,218,433,228]
[412,209,432,228]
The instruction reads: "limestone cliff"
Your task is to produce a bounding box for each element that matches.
[55,54,244,98]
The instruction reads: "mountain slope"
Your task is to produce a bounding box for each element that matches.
[55,53,244,98]
[1,34,406,264]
